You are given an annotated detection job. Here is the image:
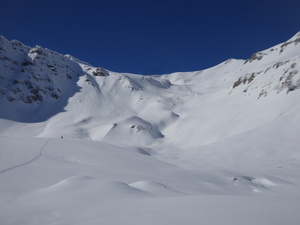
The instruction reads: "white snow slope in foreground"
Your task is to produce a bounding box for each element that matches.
[0,32,300,225]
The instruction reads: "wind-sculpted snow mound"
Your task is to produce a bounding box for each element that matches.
[22,175,149,204]
[232,176,277,193]
[129,180,185,196]
[103,116,164,145]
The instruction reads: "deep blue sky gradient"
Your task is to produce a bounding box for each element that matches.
[1,0,300,75]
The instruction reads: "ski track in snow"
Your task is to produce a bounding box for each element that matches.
[0,139,53,175]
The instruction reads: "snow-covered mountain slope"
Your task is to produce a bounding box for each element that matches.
[1,33,300,225]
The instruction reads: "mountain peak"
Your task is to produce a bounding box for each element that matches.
[0,32,300,124]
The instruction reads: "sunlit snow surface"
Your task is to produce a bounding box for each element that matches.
[1,33,300,225]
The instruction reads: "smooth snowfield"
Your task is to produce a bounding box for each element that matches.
[1,32,300,224]
[0,137,299,225]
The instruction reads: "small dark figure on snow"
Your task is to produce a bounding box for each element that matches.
[61,136,63,139]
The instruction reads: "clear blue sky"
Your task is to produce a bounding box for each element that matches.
[1,0,300,75]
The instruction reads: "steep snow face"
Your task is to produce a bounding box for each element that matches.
[157,32,300,151]
[0,36,83,122]
[230,32,300,98]
[1,33,300,225]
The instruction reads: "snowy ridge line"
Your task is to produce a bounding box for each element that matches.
[0,138,53,174]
